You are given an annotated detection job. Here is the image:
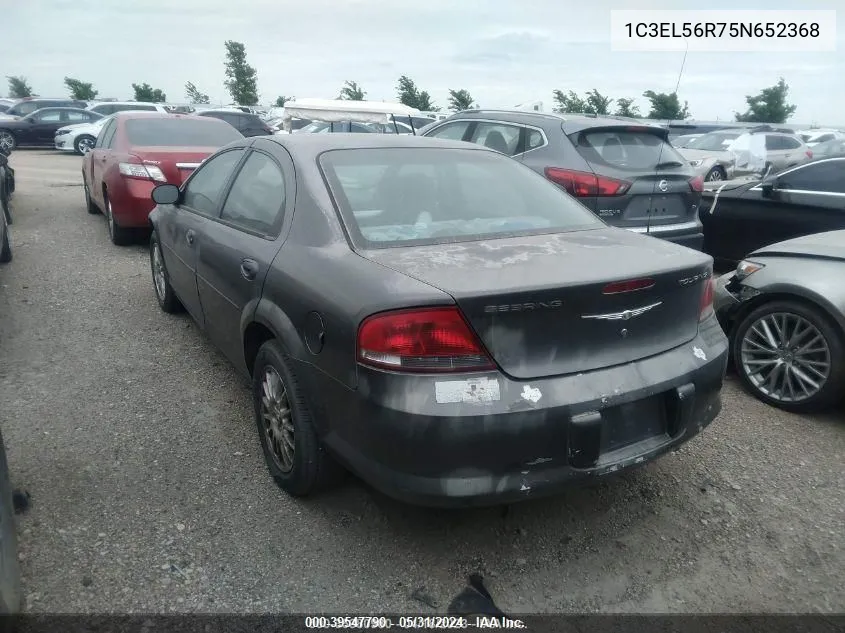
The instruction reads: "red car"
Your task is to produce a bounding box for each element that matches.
[82,112,243,245]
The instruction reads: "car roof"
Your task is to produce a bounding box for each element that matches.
[112,112,216,122]
[91,101,161,106]
[264,132,489,156]
[31,107,93,112]
[434,108,668,134]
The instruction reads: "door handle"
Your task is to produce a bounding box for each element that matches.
[240,258,259,281]
[185,229,195,245]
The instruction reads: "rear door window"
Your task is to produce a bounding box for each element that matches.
[781,136,802,150]
[467,122,522,155]
[571,128,687,172]
[95,119,116,148]
[220,151,286,235]
[33,109,62,122]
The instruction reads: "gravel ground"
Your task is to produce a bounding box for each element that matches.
[0,150,843,615]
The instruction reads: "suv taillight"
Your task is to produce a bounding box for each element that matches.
[689,175,704,192]
[806,149,813,159]
[544,167,630,197]
[357,307,494,373]
[699,275,715,321]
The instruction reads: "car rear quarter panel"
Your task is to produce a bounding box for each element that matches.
[733,256,845,332]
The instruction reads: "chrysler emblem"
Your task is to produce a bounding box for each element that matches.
[581,301,662,321]
[657,180,669,192]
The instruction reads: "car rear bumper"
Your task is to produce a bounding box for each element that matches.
[307,320,729,507]
[111,179,156,227]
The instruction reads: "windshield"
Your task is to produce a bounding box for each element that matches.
[320,147,603,247]
[685,131,742,151]
[125,118,243,146]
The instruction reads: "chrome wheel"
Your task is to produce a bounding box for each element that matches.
[0,132,13,153]
[151,241,166,300]
[706,168,723,182]
[740,311,831,403]
[105,197,114,237]
[260,366,295,473]
[77,136,94,154]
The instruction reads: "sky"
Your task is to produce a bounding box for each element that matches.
[2,0,843,124]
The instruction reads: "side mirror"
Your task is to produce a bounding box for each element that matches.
[151,183,180,205]
[760,182,775,198]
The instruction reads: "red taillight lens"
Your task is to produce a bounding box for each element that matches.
[689,175,704,192]
[806,149,813,159]
[699,276,715,321]
[357,307,494,372]
[544,168,630,197]
[603,278,656,295]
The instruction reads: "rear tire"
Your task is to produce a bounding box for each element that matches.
[1,182,10,226]
[0,132,15,154]
[705,166,725,182]
[0,224,11,264]
[104,193,132,246]
[732,299,845,413]
[252,340,343,497]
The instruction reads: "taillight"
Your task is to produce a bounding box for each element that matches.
[689,175,704,192]
[118,162,166,182]
[544,168,630,197]
[357,307,494,373]
[603,278,655,295]
[699,276,715,321]
[806,149,813,159]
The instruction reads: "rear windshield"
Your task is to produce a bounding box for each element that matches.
[570,128,688,171]
[125,118,243,146]
[320,147,602,247]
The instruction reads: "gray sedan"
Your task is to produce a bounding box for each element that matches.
[715,230,845,413]
[144,134,727,507]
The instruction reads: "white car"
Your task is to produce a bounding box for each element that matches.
[795,128,845,147]
[54,115,111,155]
[86,101,168,116]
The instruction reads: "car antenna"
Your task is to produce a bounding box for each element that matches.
[646,39,689,238]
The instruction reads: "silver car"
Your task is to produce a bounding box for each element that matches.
[679,128,812,181]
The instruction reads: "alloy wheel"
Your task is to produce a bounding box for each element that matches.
[151,242,167,301]
[105,198,114,237]
[77,137,94,154]
[740,311,831,403]
[0,133,13,153]
[260,366,295,473]
[706,169,723,182]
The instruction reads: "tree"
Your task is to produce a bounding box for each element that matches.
[132,82,167,103]
[7,76,33,98]
[185,82,210,105]
[64,77,97,100]
[642,90,689,120]
[274,96,293,107]
[448,89,474,112]
[614,97,641,118]
[395,75,436,111]
[552,89,586,113]
[223,40,259,106]
[338,80,366,101]
[734,78,796,123]
[584,89,612,115]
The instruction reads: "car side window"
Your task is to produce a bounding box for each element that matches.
[181,149,245,216]
[764,135,780,151]
[220,152,286,235]
[426,121,471,141]
[103,123,119,149]
[65,111,91,123]
[525,129,545,151]
[777,160,845,194]
[468,122,522,155]
[33,110,62,123]
[94,120,115,148]
[782,136,802,150]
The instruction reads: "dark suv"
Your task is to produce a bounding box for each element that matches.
[4,98,89,118]
[422,110,704,250]
[197,110,273,137]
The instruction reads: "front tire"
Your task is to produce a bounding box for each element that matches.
[103,193,132,246]
[149,233,182,313]
[732,299,845,413]
[0,429,22,614]
[252,340,342,497]
[0,222,11,264]
[705,166,725,182]
[1,182,10,226]
[74,135,95,156]
[83,178,99,214]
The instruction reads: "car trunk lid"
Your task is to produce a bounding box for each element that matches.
[361,228,713,379]
[129,147,214,184]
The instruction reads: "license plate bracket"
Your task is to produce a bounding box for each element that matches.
[600,394,668,454]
